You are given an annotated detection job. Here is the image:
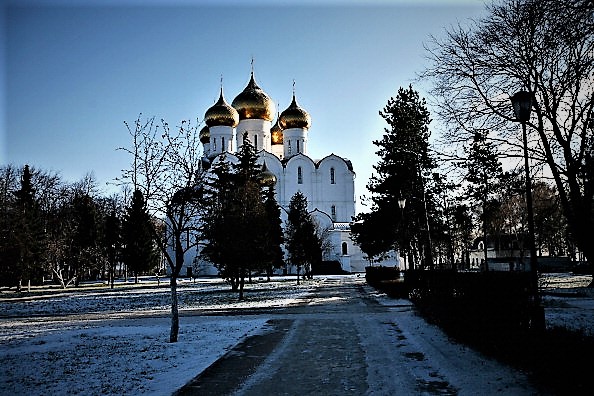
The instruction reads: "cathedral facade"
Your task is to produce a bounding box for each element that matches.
[190,71,366,276]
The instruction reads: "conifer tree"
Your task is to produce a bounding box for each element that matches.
[10,165,44,289]
[104,209,122,288]
[352,85,434,269]
[262,186,284,280]
[200,135,269,299]
[122,189,159,283]
[285,191,320,284]
[462,130,505,271]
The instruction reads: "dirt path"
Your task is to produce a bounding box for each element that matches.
[176,277,542,395]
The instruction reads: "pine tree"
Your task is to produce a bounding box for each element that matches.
[104,210,121,288]
[10,165,44,290]
[352,85,434,269]
[462,130,504,271]
[285,191,320,284]
[200,136,269,299]
[262,186,284,279]
[122,189,158,282]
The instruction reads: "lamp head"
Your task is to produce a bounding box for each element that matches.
[510,91,533,122]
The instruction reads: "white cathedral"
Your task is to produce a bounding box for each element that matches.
[188,70,367,276]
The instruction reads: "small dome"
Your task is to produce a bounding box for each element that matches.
[271,118,283,145]
[205,89,239,127]
[232,73,275,121]
[257,162,277,187]
[279,94,311,130]
[199,125,210,144]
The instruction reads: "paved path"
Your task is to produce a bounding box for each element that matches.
[175,277,542,396]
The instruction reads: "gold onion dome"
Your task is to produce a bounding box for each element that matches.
[257,162,277,187]
[204,88,239,127]
[232,73,275,121]
[279,94,311,130]
[199,125,210,144]
[271,118,283,145]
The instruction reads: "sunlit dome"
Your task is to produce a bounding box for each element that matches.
[271,117,283,145]
[279,94,311,130]
[199,125,210,144]
[204,88,239,127]
[232,72,275,121]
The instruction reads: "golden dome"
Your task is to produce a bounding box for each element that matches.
[199,125,210,144]
[279,94,311,130]
[205,88,239,127]
[232,73,275,121]
[271,118,283,145]
[257,162,277,187]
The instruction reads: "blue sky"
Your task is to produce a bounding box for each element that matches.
[3,0,486,212]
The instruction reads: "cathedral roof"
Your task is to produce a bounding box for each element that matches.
[279,94,311,130]
[232,72,275,121]
[199,125,210,144]
[205,88,239,127]
[256,162,277,187]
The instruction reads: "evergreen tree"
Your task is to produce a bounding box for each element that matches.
[352,85,434,269]
[69,193,99,286]
[104,209,122,288]
[262,186,284,279]
[200,135,269,299]
[200,159,237,286]
[122,189,159,283]
[285,191,320,284]
[11,165,44,289]
[462,130,505,271]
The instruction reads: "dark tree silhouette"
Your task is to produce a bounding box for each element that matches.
[103,209,121,289]
[462,131,505,271]
[122,190,158,283]
[423,0,594,277]
[352,85,435,269]
[285,191,321,284]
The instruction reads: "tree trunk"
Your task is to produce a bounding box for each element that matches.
[296,265,300,285]
[239,271,245,301]
[482,200,489,272]
[169,275,179,343]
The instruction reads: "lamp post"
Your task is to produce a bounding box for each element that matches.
[510,90,543,330]
[398,196,408,270]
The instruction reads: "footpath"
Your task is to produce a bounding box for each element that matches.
[174,277,543,396]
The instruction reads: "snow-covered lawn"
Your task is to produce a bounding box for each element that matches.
[1,274,593,395]
[0,277,316,395]
[540,273,594,336]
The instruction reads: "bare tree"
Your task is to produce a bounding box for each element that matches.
[422,0,594,272]
[120,115,205,342]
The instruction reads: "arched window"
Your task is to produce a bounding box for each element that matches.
[297,140,300,153]
[222,137,226,152]
[254,134,258,149]
[342,242,348,255]
[213,138,217,151]
[297,166,303,184]
[331,205,336,221]
[288,140,292,155]
[330,167,336,184]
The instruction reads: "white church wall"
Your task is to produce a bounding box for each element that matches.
[283,155,317,210]
[236,119,272,152]
[316,155,356,222]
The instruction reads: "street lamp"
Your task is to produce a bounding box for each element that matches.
[510,90,543,330]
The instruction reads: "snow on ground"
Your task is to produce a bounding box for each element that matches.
[1,274,593,395]
[540,273,594,336]
[0,277,316,396]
